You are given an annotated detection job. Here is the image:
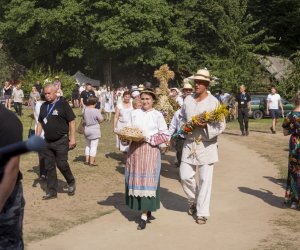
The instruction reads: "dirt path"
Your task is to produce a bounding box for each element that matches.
[27,136,286,250]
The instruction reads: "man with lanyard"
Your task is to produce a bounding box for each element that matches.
[180,69,226,225]
[235,85,251,136]
[266,86,284,134]
[80,83,96,108]
[0,105,25,249]
[36,84,76,200]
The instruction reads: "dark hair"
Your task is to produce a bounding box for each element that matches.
[86,96,98,106]
[123,91,131,97]
[86,83,92,86]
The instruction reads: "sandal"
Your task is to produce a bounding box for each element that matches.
[196,216,207,225]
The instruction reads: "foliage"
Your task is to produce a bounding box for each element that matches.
[21,65,76,100]
[276,51,300,101]
[0,47,14,83]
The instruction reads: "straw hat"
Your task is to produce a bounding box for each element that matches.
[190,69,211,83]
[140,88,157,101]
[138,84,144,91]
[182,83,193,90]
[54,75,60,79]
[170,87,179,93]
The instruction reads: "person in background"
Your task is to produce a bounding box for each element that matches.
[34,94,47,180]
[181,82,193,99]
[36,84,76,200]
[53,76,62,96]
[29,86,40,111]
[0,104,25,249]
[267,86,284,134]
[125,88,169,230]
[282,91,300,209]
[83,97,104,166]
[113,91,133,153]
[235,85,251,136]
[104,86,114,121]
[80,83,96,108]
[170,87,183,106]
[3,81,12,109]
[132,98,142,109]
[79,83,85,95]
[34,80,43,94]
[12,84,24,116]
[71,84,80,108]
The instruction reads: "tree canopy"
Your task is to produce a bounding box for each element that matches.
[0,0,299,94]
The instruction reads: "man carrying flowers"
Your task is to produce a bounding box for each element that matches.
[179,69,226,225]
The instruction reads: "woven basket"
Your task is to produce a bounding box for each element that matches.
[115,127,144,142]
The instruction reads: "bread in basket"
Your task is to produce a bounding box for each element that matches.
[115,127,144,142]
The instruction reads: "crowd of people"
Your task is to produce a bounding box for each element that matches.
[1,69,300,249]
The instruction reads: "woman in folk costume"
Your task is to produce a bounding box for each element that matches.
[125,88,169,230]
[104,86,114,121]
[113,91,133,153]
[180,69,226,224]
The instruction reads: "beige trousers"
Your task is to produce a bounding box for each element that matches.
[180,162,214,217]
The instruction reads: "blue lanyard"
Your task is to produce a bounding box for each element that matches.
[46,98,58,118]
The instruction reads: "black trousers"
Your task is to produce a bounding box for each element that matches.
[238,108,249,132]
[174,138,185,166]
[38,151,47,177]
[0,182,25,250]
[44,136,75,194]
[14,102,22,116]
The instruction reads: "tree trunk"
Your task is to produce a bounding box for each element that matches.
[103,57,112,85]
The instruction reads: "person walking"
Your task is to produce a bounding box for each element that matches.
[113,91,133,153]
[3,81,12,109]
[179,69,226,225]
[71,84,80,108]
[104,86,114,121]
[83,97,104,166]
[282,91,300,209]
[235,85,251,136]
[80,83,96,108]
[125,88,169,230]
[36,84,76,200]
[267,86,284,134]
[0,105,25,249]
[29,86,40,111]
[34,94,47,180]
[12,84,24,116]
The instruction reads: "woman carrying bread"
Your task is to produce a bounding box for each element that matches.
[124,88,169,230]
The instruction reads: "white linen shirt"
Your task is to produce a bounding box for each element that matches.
[129,108,168,140]
[181,94,226,165]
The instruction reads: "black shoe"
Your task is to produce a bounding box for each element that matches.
[137,219,147,230]
[147,211,156,221]
[245,130,249,136]
[270,127,276,134]
[188,204,197,215]
[42,193,57,200]
[68,182,76,196]
[241,131,245,136]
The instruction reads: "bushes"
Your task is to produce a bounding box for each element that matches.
[21,66,76,100]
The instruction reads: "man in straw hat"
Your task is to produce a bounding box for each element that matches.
[179,68,226,224]
[182,79,193,98]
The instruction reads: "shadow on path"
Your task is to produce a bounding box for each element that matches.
[238,186,285,209]
[263,176,286,189]
[28,165,69,193]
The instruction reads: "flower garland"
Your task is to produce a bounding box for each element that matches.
[172,104,229,138]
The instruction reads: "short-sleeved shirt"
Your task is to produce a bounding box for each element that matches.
[38,97,76,141]
[80,90,96,105]
[235,92,251,109]
[0,105,23,182]
[267,93,281,110]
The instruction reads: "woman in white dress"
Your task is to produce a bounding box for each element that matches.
[113,91,133,152]
[104,86,114,121]
[125,88,169,230]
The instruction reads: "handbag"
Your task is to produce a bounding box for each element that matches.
[77,109,85,134]
[28,117,35,138]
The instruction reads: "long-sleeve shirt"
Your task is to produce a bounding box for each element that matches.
[168,109,184,138]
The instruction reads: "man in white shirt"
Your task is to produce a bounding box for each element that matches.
[267,87,284,134]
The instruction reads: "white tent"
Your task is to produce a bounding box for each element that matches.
[73,71,100,86]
